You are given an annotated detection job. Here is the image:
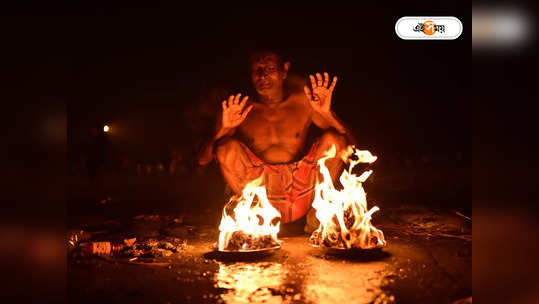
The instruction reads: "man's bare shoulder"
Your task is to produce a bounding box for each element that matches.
[286,91,312,112]
[288,91,308,102]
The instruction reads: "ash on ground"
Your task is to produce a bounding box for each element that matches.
[121,238,188,258]
[222,231,280,251]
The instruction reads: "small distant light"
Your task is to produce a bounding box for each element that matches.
[103,125,110,133]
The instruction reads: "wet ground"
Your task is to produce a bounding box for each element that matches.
[68,160,471,303]
[68,205,471,304]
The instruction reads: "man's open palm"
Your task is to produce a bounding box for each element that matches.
[221,93,253,129]
[304,72,337,115]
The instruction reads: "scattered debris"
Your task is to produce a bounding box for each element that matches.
[69,234,187,262]
[435,233,472,242]
[162,225,195,239]
[67,230,91,249]
[133,214,162,221]
[120,238,187,259]
[123,237,137,247]
[77,241,124,256]
[452,210,471,221]
[132,213,193,224]
[381,206,472,241]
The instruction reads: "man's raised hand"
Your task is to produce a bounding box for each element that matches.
[304,72,337,115]
[221,93,253,129]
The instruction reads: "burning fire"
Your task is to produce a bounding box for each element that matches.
[218,175,282,251]
[310,145,387,249]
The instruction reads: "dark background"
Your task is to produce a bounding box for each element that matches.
[0,5,474,303]
[68,5,469,162]
[63,5,470,218]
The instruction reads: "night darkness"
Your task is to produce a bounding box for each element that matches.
[62,4,473,304]
[68,5,470,166]
[10,3,539,303]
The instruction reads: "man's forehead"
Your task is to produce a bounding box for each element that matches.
[252,54,280,66]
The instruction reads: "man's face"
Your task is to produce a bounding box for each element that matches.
[250,54,288,96]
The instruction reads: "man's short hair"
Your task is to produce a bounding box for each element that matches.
[248,48,288,70]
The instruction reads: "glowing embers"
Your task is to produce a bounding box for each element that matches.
[217,175,281,252]
[310,145,386,250]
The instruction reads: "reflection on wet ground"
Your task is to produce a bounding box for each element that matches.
[302,253,391,304]
[211,237,395,304]
[68,207,471,303]
[216,262,284,304]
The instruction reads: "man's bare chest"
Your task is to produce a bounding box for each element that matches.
[240,102,311,136]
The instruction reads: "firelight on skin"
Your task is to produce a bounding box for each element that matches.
[198,50,355,227]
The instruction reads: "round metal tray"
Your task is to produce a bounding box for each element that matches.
[204,245,281,261]
[311,244,384,254]
[217,245,281,256]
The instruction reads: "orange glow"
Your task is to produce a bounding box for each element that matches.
[218,175,281,251]
[216,262,284,303]
[310,145,386,249]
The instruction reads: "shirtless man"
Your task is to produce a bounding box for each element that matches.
[198,50,353,226]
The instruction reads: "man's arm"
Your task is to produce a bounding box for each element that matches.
[197,126,235,166]
[304,72,358,146]
[311,110,358,146]
[311,110,345,134]
[197,93,253,166]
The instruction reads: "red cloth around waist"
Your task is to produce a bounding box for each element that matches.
[240,141,320,223]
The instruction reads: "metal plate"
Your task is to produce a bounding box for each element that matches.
[205,245,281,261]
[310,244,389,261]
[218,245,281,254]
[311,244,383,253]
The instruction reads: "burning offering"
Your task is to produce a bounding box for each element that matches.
[217,175,282,252]
[310,145,387,250]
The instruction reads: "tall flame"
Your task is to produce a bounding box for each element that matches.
[310,145,387,249]
[218,175,282,251]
